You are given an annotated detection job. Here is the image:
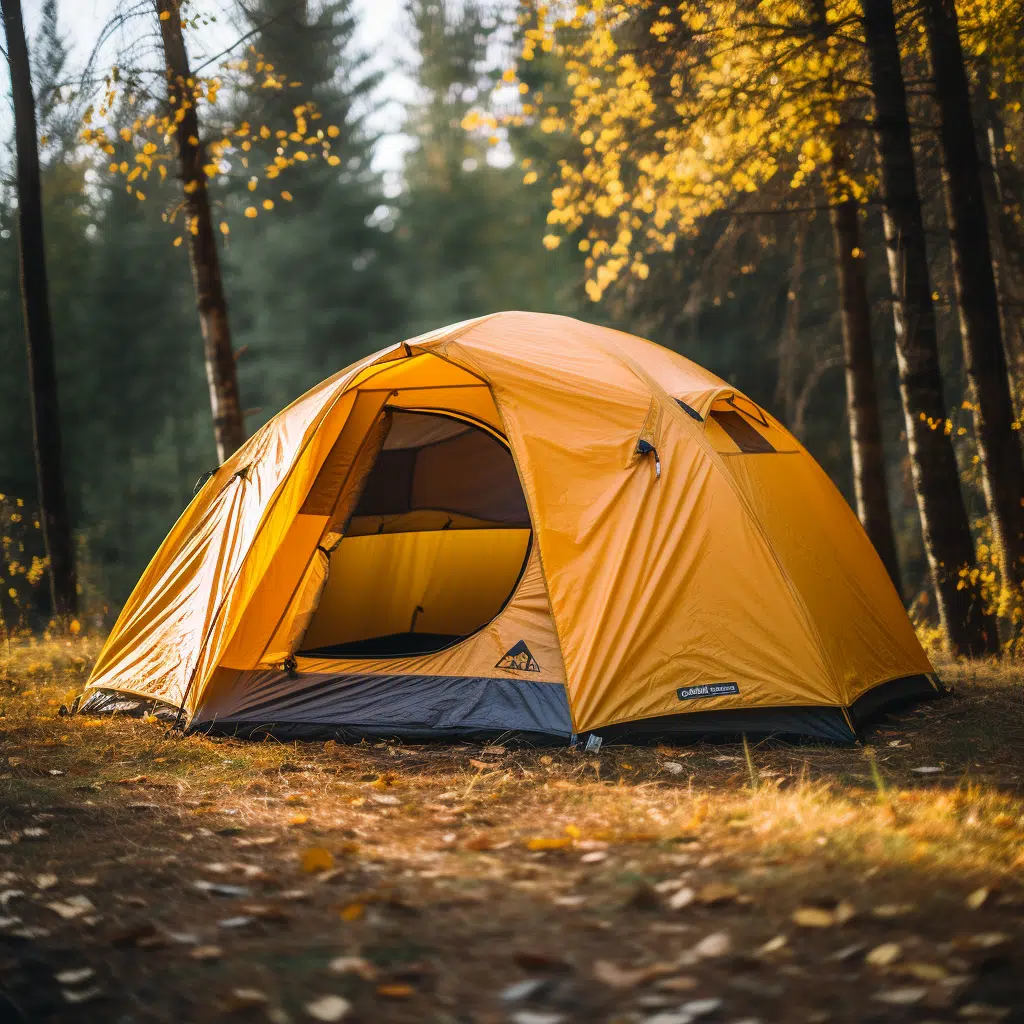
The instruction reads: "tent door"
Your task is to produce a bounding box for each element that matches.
[298,408,533,659]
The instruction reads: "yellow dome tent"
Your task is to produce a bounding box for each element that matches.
[81,312,938,743]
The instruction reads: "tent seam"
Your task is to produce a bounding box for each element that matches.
[174,356,398,723]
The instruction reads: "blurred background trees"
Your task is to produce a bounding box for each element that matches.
[0,0,1022,656]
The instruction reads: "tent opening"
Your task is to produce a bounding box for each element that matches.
[299,409,532,658]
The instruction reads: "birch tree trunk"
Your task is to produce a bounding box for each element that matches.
[156,0,245,464]
[860,0,998,656]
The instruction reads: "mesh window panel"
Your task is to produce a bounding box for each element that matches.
[352,413,529,526]
[710,410,776,453]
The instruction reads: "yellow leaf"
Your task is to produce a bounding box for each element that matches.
[327,155,341,166]
[339,903,364,921]
[159,9,170,20]
[376,984,413,999]
[866,942,902,967]
[327,125,340,138]
[301,847,335,873]
[966,887,990,910]
[526,837,572,851]
[219,221,230,235]
[244,206,258,219]
[69,619,81,635]
[281,190,293,201]
[288,812,309,826]
[136,191,146,201]
[173,236,183,247]
[262,199,274,211]
[792,906,836,927]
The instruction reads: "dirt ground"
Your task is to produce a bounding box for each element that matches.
[1,639,1024,1024]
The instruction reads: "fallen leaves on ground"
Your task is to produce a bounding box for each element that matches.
[301,847,335,873]
[45,895,94,920]
[375,983,414,999]
[1,640,1022,1024]
[791,900,855,928]
[304,994,351,1021]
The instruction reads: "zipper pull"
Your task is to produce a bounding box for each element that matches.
[636,438,661,479]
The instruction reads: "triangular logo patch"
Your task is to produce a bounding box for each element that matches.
[496,640,540,672]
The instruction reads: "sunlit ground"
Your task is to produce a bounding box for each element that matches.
[0,637,1022,1022]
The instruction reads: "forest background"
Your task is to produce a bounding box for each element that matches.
[1,0,1022,658]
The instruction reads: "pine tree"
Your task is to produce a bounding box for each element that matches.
[399,0,585,333]
[70,115,214,603]
[32,0,78,156]
[226,0,405,418]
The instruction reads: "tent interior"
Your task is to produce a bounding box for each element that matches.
[299,409,533,658]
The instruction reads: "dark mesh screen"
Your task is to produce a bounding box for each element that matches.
[711,410,777,454]
[351,412,530,528]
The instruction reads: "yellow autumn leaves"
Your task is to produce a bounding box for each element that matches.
[79,45,342,245]
[478,0,878,301]
[466,0,1021,303]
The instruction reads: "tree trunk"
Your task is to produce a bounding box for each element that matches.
[976,64,1024,384]
[156,0,245,464]
[860,0,998,656]
[829,195,903,593]
[1,0,78,621]
[805,0,903,594]
[776,222,806,426]
[920,0,1024,624]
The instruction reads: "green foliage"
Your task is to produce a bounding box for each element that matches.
[396,0,589,334]
[223,0,407,420]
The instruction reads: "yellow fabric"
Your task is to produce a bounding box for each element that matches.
[85,311,931,733]
[725,438,932,704]
[85,361,375,707]
[302,528,530,649]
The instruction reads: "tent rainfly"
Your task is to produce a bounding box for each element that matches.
[80,312,940,743]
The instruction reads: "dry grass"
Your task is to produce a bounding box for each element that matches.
[1,638,1023,1023]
